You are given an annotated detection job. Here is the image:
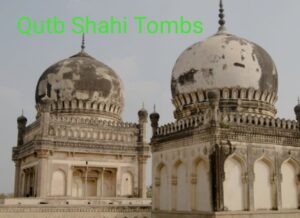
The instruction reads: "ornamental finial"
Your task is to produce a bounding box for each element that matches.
[218,0,226,32]
[81,33,85,52]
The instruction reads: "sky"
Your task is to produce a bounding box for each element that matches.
[1,0,300,194]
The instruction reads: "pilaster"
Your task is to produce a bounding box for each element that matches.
[138,156,148,198]
[36,149,49,197]
[14,160,21,197]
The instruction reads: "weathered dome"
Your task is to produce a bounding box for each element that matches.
[35,51,124,120]
[171,32,278,120]
[171,32,278,97]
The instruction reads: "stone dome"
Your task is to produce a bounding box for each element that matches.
[171,32,278,97]
[35,51,124,120]
[171,32,278,119]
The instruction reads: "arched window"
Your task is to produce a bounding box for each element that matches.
[102,170,116,197]
[195,159,211,211]
[281,159,299,209]
[223,155,245,211]
[121,172,133,196]
[173,161,188,211]
[72,170,83,197]
[254,158,273,210]
[51,170,66,196]
[159,165,168,210]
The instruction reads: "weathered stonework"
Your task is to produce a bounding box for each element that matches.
[8,48,151,218]
[150,3,300,217]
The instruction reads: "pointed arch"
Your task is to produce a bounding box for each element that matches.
[51,169,66,196]
[191,156,211,211]
[281,158,299,209]
[155,162,168,210]
[172,159,188,211]
[223,154,247,211]
[121,171,134,196]
[254,156,274,210]
[72,169,83,197]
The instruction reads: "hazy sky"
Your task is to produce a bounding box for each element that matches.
[1,0,300,194]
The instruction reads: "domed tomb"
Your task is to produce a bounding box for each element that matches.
[171,32,278,120]
[35,51,124,121]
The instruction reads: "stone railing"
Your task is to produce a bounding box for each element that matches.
[50,115,138,129]
[156,115,206,136]
[2,197,151,206]
[220,114,298,130]
[155,113,298,137]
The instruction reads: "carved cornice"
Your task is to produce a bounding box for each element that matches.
[13,139,150,160]
[35,149,49,158]
[0,205,151,213]
[172,87,277,120]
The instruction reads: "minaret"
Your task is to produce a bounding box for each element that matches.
[138,103,148,143]
[294,98,300,130]
[137,103,149,198]
[149,105,160,137]
[17,110,27,146]
[15,110,27,197]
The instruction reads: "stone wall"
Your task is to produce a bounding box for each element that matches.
[0,205,151,218]
[152,210,300,218]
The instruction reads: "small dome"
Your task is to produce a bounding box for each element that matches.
[17,114,27,123]
[35,51,124,120]
[294,104,300,113]
[171,32,278,97]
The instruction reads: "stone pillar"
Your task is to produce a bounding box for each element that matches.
[209,143,234,211]
[274,153,281,210]
[101,168,105,197]
[247,146,255,211]
[190,174,197,210]
[96,171,101,197]
[171,176,177,210]
[14,161,21,197]
[67,166,73,197]
[138,156,148,198]
[36,149,49,197]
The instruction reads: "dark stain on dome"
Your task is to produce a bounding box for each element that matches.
[171,76,179,96]
[224,35,248,46]
[178,68,197,86]
[35,51,123,106]
[252,44,278,93]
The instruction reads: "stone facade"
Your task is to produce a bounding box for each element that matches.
[7,42,151,218]
[151,110,300,218]
[13,112,150,199]
[150,1,300,218]
[0,198,151,218]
